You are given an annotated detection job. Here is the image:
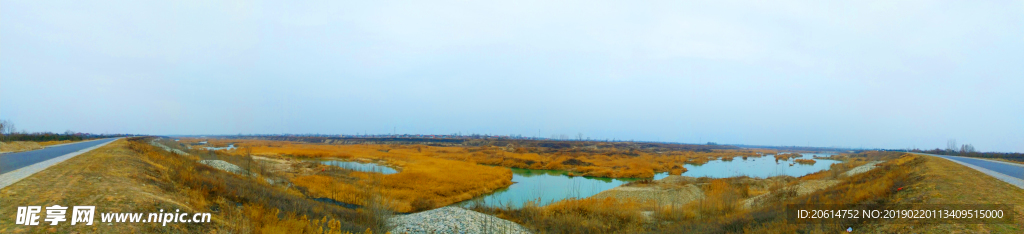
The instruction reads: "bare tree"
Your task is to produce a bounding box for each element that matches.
[0,120,4,168]
[946,139,958,154]
[0,119,6,142]
[244,146,255,177]
[960,144,976,155]
[363,171,392,233]
[0,119,14,142]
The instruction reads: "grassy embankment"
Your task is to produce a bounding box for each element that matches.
[467,151,1024,233]
[0,138,391,233]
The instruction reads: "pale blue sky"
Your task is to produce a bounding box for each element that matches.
[2,1,1022,152]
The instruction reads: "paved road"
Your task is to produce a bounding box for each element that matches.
[0,138,119,174]
[914,152,1024,189]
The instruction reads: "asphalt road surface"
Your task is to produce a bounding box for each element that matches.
[930,154,1024,180]
[914,152,1024,189]
[0,138,119,174]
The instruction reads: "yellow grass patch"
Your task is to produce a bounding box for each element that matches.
[0,141,43,153]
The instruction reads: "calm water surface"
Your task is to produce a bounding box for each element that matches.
[663,153,841,178]
[460,168,656,208]
[319,160,398,174]
[467,153,840,207]
[205,144,237,151]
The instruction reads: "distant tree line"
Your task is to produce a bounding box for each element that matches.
[3,132,86,142]
[912,139,1024,162]
[0,119,130,142]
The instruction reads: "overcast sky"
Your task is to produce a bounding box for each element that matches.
[2,1,1022,152]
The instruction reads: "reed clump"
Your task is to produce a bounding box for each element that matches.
[773,153,802,161]
[793,159,816,165]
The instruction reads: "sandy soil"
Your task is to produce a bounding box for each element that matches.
[591,176,705,206]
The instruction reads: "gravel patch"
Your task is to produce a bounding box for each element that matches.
[389,206,531,234]
[150,139,189,155]
[843,161,882,177]
[795,180,841,195]
[198,160,248,175]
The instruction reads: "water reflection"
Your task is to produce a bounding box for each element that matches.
[662,153,840,178]
[205,144,237,151]
[319,160,398,174]
[463,168,661,208]
[467,153,839,207]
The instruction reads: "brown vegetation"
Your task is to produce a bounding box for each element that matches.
[289,155,513,213]
[176,139,514,213]
[1,138,393,233]
[131,138,390,233]
[793,159,816,165]
[181,138,773,179]
[175,137,777,212]
[465,151,1004,233]
[37,140,78,146]
[0,141,43,153]
[773,153,801,161]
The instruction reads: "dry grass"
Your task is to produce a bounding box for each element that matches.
[188,140,514,213]
[0,141,43,153]
[168,138,1024,233]
[792,159,816,165]
[37,140,78,147]
[183,138,770,179]
[471,197,650,233]
[290,157,513,213]
[773,153,801,161]
[859,153,1024,233]
[0,138,393,233]
[176,138,778,212]
[465,151,1004,233]
[1,139,180,233]
[131,138,390,233]
[0,139,97,153]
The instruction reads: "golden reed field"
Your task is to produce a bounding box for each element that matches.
[177,138,775,213]
[163,138,1024,233]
